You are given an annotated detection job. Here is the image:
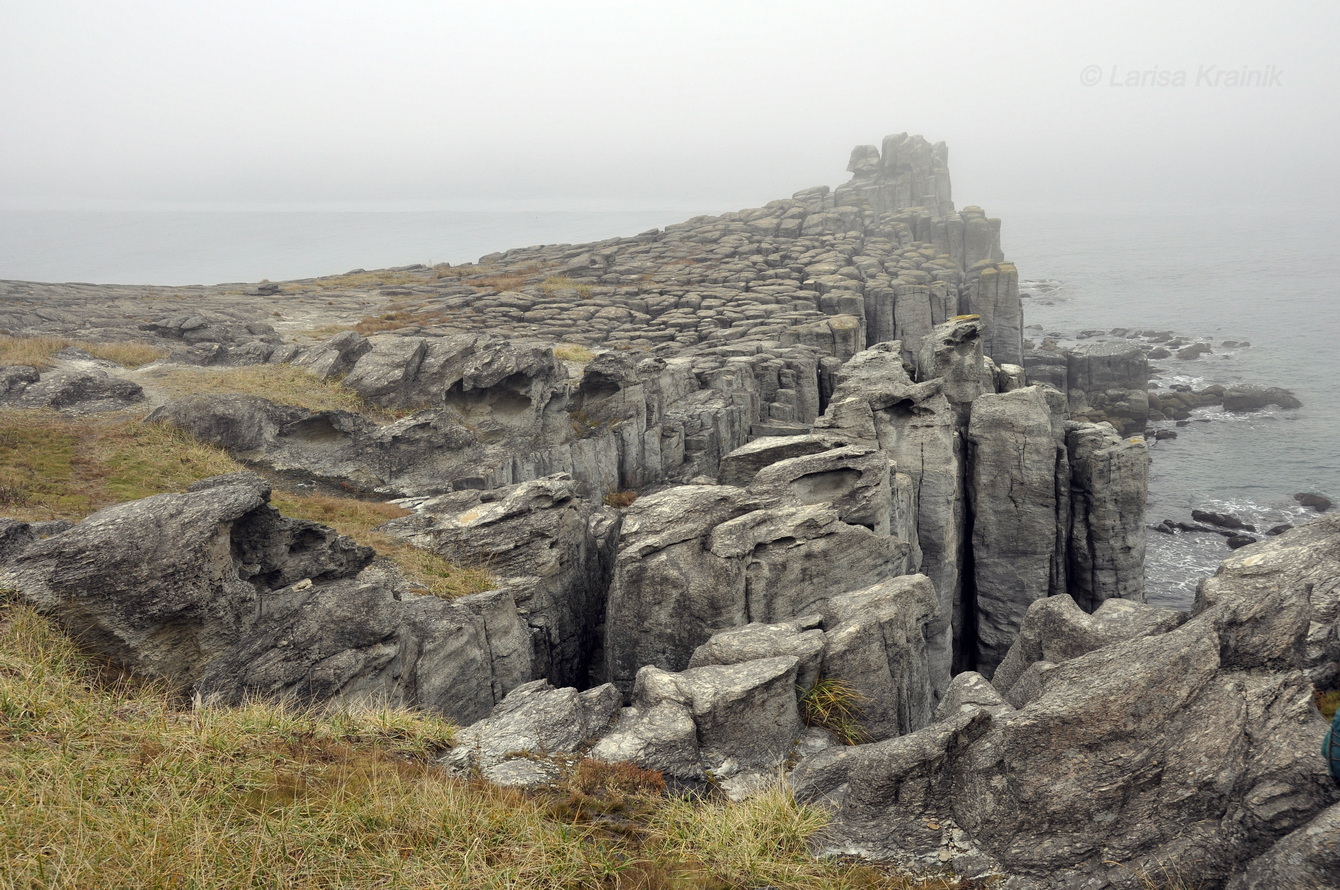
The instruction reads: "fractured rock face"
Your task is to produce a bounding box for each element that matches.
[793,524,1340,889]
[378,474,619,688]
[0,474,532,724]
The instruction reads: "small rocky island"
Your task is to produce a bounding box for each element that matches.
[0,136,1334,889]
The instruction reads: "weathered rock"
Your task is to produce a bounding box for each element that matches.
[1,368,144,413]
[991,594,1184,701]
[967,386,1065,675]
[1066,422,1149,610]
[1226,803,1340,890]
[378,475,618,687]
[441,680,622,786]
[820,576,937,739]
[688,617,825,692]
[818,341,964,690]
[594,656,802,795]
[717,434,850,487]
[1194,513,1340,685]
[0,475,532,724]
[798,620,1334,889]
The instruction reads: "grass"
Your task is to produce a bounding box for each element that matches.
[541,276,594,298]
[269,493,495,600]
[0,600,989,889]
[603,490,639,509]
[554,343,597,364]
[799,678,871,746]
[0,334,166,370]
[0,410,491,599]
[290,270,432,292]
[354,305,451,336]
[1315,687,1340,720]
[150,364,385,417]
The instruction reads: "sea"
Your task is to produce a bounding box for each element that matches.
[2,202,1335,610]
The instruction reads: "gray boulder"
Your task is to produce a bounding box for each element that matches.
[592,656,802,797]
[991,594,1184,701]
[820,576,938,739]
[3,368,144,413]
[441,680,622,786]
[798,620,1333,888]
[688,617,825,692]
[1194,512,1340,685]
[1227,803,1340,890]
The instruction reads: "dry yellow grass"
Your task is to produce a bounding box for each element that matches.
[554,343,597,364]
[0,410,492,599]
[150,364,384,417]
[0,601,987,890]
[269,492,495,599]
[0,335,166,370]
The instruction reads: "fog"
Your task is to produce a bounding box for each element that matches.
[2,0,1336,215]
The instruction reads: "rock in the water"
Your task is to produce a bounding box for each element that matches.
[1192,508,1256,532]
[1223,386,1302,412]
[1295,492,1333,512]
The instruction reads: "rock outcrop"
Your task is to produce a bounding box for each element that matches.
[0,474,532,724]
[791,519,1340,889]
[5,135,1302,888]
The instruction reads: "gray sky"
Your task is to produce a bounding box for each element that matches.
[2,0,1335,214]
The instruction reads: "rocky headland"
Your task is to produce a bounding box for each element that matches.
[0,135,1335,889]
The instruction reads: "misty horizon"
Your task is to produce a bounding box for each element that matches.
[3,1,1337,220]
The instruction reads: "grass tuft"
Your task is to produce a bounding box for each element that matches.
[800,678,871,746]
[554,343,597,364]
[1315,687,1340,720]
[603,490,639,509]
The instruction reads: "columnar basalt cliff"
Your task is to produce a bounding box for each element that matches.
[0,136,1333,888]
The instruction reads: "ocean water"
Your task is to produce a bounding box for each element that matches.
[2,202,1332,608]
[0,210,680,286]
[1005,202,1339,607]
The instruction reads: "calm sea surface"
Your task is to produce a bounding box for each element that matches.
[2,202,1333,608]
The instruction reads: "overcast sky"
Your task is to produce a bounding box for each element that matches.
[2,0,1335,215]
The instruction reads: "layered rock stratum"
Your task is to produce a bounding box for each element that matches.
[0,135,1335,889]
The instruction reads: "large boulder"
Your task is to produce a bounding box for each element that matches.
[1194,512,1340,686]
[441,680,623,786]
[796,620,1334,888]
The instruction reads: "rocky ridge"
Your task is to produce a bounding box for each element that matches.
[0,135,1335,888]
